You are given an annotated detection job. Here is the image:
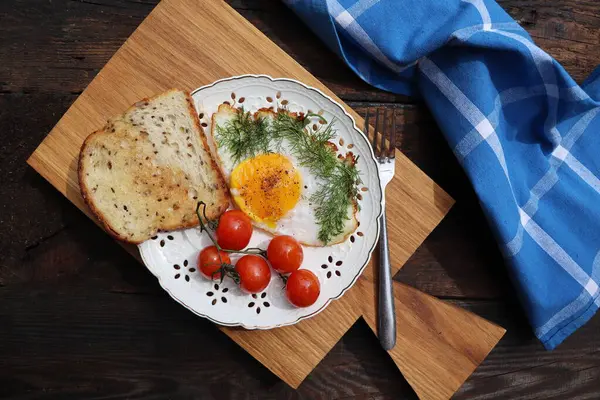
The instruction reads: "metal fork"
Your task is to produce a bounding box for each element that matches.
[364,108,396,351]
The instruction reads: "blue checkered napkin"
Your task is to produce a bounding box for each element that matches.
[284,0,600,349]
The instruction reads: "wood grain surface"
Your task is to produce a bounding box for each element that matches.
[2,0,600,399]
[24,0,509,396]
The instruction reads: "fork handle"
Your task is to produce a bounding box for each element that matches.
[378,206,396,350]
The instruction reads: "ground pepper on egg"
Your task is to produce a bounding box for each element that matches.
[230,153,302,228]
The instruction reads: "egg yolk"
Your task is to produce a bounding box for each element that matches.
[230,154,301,228]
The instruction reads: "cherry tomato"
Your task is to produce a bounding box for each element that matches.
[216,210,253,250]
[267,235,304,274]
[198,245,231,280]
[235,255,271,293]
[286,269,320,307]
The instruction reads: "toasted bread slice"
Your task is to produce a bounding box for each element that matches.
[208,103,239,179]
[79,89,229,244]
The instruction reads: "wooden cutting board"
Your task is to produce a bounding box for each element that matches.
[27,0,505,398]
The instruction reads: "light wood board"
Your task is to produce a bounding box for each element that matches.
[27,0,505,398]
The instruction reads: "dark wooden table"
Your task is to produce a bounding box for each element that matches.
[2,1,600,398]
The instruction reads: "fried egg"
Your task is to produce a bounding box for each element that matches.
[230,153,302,228]
[209,104,358,246]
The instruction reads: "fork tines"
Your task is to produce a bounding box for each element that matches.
[364,108,396,163]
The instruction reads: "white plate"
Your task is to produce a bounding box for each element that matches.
[138,75,382,329]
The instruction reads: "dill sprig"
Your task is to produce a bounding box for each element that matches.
[311,159,361,243]
[271,112,337,178]
[271,112,361,243]
[214,109,361,244]
[215,110,271,164]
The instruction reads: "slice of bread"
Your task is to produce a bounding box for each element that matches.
[79,89,229,244]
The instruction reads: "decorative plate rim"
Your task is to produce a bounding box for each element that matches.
[139,74,383,329]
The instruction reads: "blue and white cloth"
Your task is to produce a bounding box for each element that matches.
[285,0,600,349]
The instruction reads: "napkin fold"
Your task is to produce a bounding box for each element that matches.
[284,0,600,349]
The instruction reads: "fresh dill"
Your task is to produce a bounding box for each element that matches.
[271,112,338,178]
[311,161,361,243]
[215,109,361,244]
[215,110,271,164]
